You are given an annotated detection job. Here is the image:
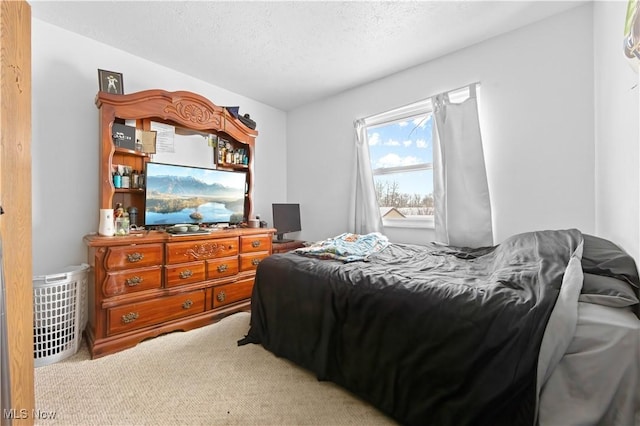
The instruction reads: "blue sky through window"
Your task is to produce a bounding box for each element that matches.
[367,114,434,199]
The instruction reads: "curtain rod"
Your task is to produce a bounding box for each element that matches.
[358,81,480,125]
[437,81,481,98]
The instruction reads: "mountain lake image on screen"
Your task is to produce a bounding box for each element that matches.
[144,162,247,226]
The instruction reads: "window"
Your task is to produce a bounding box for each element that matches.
[365,101,434,228]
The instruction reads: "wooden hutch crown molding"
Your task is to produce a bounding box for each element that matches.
[95,89,258,141]
[95,89,258,220]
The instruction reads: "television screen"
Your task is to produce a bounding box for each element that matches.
[272,203,301,242]
[144,162,247,227]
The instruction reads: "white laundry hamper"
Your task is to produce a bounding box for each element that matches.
[32,264,89,367]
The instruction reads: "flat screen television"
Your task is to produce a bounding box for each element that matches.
[272,203,301,242]
[144,162,247,227]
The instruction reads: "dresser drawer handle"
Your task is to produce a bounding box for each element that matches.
[127,252,144,263]
[217,264,228,273]
[252,258,261,266]
[251,240,261,248]
[216,291,226,303]
[182,299,193,309]
[125,276,142,286]
[121,312,139,324]
[179,269,193,279]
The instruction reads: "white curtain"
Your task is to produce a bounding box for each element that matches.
[432,84,493,247]
[352,119,383,234]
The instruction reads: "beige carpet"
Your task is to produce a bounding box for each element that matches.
[34,312,396,425]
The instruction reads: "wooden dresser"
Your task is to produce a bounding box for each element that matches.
[87,89,269,358]
[84,228,273,358]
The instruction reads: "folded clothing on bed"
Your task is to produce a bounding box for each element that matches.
[293,232,390,262]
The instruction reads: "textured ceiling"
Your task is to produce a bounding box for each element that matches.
[30,1,584,111]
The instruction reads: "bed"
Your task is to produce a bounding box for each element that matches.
[238,229,640,425]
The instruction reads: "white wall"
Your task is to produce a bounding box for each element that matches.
[593,0,639,263]
[31,19,287,276]
[287,5,596,246]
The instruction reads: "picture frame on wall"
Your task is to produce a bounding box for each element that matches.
[98,69,124,94]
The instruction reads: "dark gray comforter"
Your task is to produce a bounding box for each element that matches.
[238,229,593,425]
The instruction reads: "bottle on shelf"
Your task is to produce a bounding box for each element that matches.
[127,206,138,227]
[121,167,130,189]
[114,203,124,218]
[218,146,225,164]
[113,168,122,189]
[131,169,139,189]
[239,148,248,165]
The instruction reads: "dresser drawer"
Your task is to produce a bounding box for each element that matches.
[240,234,272,253]
[212,278,254,308]
[165,261,206,288]
[107,290,205,335]
[239,252,270,272]
[166,238,238,264]
[103,266,162,297]
[104,243,163,270]
[206,256,239,280]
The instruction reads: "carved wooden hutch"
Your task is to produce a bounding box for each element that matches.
[84,90,274,358]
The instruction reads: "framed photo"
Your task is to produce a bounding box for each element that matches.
[98,69,124,94]
[216,138,229,164]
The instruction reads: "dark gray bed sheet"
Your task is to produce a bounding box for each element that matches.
[240,229,589,425]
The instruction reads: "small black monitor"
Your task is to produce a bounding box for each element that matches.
[272,203,301,242]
